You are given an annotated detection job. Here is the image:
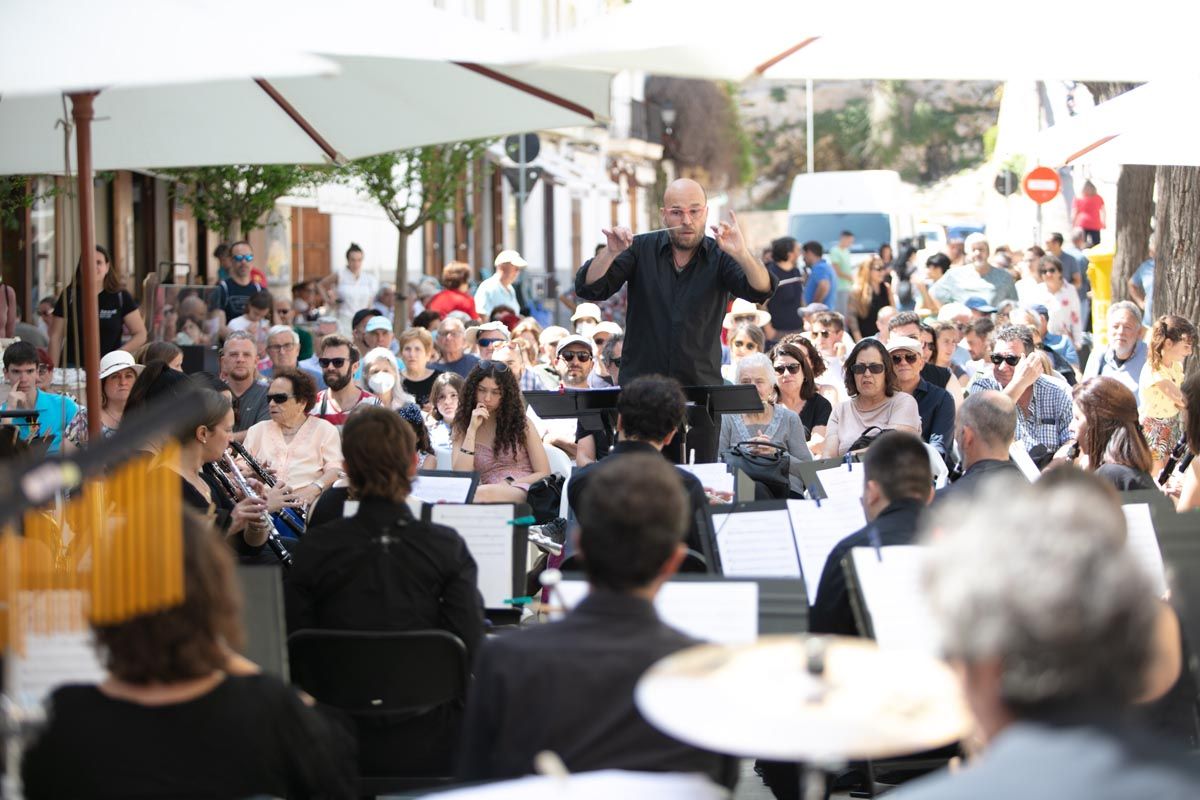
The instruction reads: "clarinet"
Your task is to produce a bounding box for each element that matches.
[229,440,307,537]
[220,454,294,568]
[1158,434,1194,485]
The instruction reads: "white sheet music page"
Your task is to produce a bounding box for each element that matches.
[411,474,474,504]
[557,580,758,645]
[430,504,513,607]
[787,497,867,605]
[815,464,865,500]
[849,546,940,654]
[678,462,735,496]
[711,509,801,578]
[7,591,105,710]
[1121,503,1169,597]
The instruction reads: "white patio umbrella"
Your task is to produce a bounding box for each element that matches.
[0,0,611,433]
[0,0,611,173]
[1030,77,1200,167]
[530,0,1192,82]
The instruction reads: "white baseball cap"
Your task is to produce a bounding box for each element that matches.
[885,335,922,354]
[494,249,528,268]
[556,335,596,357]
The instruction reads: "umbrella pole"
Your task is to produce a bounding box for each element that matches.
[69,91,103,440]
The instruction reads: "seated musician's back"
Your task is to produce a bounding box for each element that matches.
[284,406,485,657]
[457,453,734,787]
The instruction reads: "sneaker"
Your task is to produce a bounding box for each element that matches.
[528,517,567,555]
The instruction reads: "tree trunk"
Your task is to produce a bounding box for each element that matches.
[228,217,242,241]
[1153,165,1200,345]
[1111,165,1155,301]
[395,228,411,325]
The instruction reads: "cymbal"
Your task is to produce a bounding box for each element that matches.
[635,634,971,762]
[426,769,727,800]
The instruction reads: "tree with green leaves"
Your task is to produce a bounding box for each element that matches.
[167,165,320,240]
[343,141,491,320]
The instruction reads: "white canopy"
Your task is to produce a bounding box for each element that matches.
[529,0,1192,82]
[1031,77,1200,167]
[0,0,612,174]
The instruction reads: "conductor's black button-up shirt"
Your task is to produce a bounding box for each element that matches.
[574,231,777,387]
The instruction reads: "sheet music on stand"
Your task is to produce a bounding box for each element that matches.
[710,503,800,579]
[813,463,865,501]
[1121,503,1169,597]
[848,546,940,654]
[4,591,105,711]
[787,496,867,605]
[411,470,478,504]
[557,580,759,645]
[428,503,519,607]
[678,462,735,497]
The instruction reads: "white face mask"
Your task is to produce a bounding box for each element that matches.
[368,371,396,394]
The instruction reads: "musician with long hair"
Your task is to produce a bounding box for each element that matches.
[451,360,550,503]
[1070,377,1157,491]
[21,514,356,798]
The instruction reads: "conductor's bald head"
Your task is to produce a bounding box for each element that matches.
[660,179,709,252]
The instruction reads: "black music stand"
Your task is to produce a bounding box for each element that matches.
[676,385,763,465]
[524,388,621,448]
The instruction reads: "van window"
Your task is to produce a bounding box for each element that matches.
[788,213,891,255]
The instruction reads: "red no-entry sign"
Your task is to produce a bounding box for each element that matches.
[1023,166,1061,204]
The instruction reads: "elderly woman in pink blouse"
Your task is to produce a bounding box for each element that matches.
[243,369,342,510]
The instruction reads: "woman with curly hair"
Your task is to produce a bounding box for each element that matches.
[451,360,550,502]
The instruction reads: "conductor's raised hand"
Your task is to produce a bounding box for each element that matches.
[601,226,633,256]
[711,210,749,257]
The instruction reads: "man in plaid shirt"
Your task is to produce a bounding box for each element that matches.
[969,325,1072,454]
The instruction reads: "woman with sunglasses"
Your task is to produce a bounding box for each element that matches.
[770,342,831,456]
[824,339,921,457]
[719,353,813,497]
[451,360,550,503]
[1030,255,1083,348]
[243,369,342,512]
[720,322,765,383]
[848,255,897,339]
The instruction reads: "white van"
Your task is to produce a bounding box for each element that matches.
[786,170,917,264]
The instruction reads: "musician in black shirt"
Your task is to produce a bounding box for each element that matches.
[22,515,355,799]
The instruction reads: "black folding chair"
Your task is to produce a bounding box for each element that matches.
[287,629,469,797]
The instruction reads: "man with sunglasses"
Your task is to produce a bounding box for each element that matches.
[309,334,379,427]
[574,179,776,462]
[968,325,1072,455]
[887,311,953,391]
[214,240,267,328]
[468,321,510,361]
[887,336,955,462]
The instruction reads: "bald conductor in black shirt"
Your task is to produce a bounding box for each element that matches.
[575,179,777,461]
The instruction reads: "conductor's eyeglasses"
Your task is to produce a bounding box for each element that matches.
[665,206,705,220]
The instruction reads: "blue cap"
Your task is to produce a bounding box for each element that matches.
[964,296,998,313]
[1028,303,1050,319]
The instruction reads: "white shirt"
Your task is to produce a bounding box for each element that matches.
[1031,283,1083,347]
[335,267,379,332]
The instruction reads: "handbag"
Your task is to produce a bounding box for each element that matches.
[525,473,565,524]
[845,425,884,453]
[722,440,790,498]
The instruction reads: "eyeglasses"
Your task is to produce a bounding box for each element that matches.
[813,330,832,339]
[478,359,510,373]
[665,206,705,220]
[850,362,886,375]
[266,342,296,352]
[891,352,920,365]
[318,357,347,368]
[1039,268,1060,276]
[990,354,1021,366]
[266,393,294,404]
[774,363,802,375]
[606,357,623,367]
[233,254,254,263]
[559,351,593,363]
[477,338,504,348]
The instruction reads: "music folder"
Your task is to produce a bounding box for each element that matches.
[412,469,479,504]
[423,501,528,609]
